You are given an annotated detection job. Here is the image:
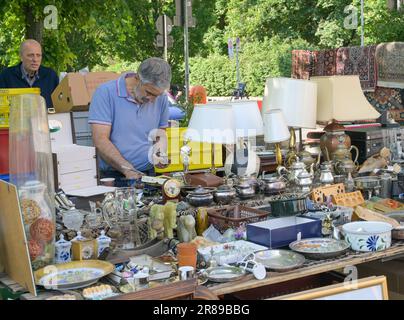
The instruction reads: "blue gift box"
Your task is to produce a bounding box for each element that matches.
[247,216,322,249]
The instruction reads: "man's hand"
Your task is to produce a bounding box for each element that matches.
[124,170,144,180]
[121,165,145,180]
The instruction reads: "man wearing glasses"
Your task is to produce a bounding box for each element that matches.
[88,57,171,186]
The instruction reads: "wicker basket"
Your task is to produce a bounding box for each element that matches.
[207,205,268,233]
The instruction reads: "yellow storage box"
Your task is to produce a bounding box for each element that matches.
[0,88,41,128]
[155,127,223,173]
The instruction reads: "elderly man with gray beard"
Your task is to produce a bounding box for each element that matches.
[89,57,171,187]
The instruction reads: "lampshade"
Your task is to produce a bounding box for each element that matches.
[311,75,380,122]
[262,77,317,129]
[263,109,291,143]
[184,103,236,144]
[227,100,264,138]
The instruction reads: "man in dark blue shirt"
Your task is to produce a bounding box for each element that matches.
[0,39,59,108]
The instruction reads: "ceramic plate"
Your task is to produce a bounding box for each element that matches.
[34,260,114,290]
[255,249,305,272]
[204,266,246,283]
[289,238,350,260]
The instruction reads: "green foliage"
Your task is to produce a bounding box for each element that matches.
[189,37,313,96]
[1,0,403,94]
[190,54,236,96]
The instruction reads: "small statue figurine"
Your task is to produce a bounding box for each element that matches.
[177,214,197,243]
[163,201,177,239]
[148,204,165,240]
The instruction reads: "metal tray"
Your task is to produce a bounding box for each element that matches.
[254,249,305,272]
[203,266,246,283]
[289,238,350,260]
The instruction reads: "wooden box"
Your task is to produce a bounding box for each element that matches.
[72,239,98,261]
[52,145,97,192]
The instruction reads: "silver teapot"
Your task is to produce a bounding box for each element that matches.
[278,158,314,186]
[213,185,237,204]
[186,186,214,207]
[234,176,256,199]
[259,175,287,195]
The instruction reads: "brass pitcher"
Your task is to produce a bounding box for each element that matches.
[330,143,359,163]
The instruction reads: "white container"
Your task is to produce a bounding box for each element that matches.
[342,221,392,252]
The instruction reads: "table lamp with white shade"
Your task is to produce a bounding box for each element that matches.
[183,103,236,176]
[263,109,291,166]
[262,77,317,165]
[311,75,380,123]
[225,100,264,176]
[310,75,380,161]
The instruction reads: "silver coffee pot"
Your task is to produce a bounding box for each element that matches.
[278,159,314,186]
[319,162,334,185]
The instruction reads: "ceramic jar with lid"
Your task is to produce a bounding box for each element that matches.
[186,186,214,207]
[55,234,72,264]
[97,230,111,257]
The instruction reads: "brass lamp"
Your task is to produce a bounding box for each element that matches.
[262,77,317,166]
[263,110,291,166]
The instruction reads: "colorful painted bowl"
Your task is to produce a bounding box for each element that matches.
[342,221,392,252]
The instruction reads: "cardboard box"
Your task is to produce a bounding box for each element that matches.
[247,216,322,249]
[51,72,119,113]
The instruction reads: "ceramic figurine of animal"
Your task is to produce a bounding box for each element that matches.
[163,201,177,239]
[149,205,165,239]
[177,214,197,243]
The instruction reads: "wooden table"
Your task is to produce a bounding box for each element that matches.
[207,242,404,297]
[3,243,404,300]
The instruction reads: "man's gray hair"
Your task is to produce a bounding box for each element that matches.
[138,57,171,90]
[19,39,42,57]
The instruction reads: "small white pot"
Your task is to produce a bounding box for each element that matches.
[342,221,392,252]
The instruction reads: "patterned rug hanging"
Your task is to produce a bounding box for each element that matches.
[336,45,377,92]
[291,50,312,80]
[375,42,404,89]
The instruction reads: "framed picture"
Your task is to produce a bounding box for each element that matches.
[269,276,388,300]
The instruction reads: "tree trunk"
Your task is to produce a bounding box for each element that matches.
[387,0,397,10]
[23,4,44,43]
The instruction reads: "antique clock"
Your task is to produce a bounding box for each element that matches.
[162,178,181,203]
